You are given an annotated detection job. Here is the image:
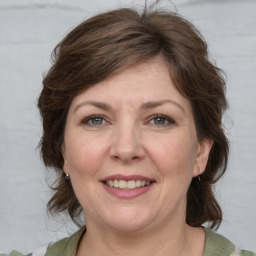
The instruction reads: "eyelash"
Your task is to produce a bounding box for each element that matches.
[147,114,175,127]
[81,115,108,126]
[81,114,175,127]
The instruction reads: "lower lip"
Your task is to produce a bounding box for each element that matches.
[102,182,154,199]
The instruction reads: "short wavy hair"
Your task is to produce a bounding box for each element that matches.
[38,5,228,229]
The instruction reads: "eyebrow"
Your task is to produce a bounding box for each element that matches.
[140,100,185,114]
[74,99,185,114]
[74,101,112,112]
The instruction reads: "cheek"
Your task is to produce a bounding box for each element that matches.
[147,132,197,177]
[63,133,107,208]
[64,132,107,177]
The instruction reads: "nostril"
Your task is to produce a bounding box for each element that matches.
[109,131,146,162]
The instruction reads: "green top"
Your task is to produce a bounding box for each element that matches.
[1,227,255,256]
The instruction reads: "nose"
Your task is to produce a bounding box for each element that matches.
[109,122,145,163]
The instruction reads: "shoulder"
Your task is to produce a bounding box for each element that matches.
[0,245,48,256]
[45,226,86,256]
[204,228,255,256]
[0,226,86,256]
[0,252,32,256]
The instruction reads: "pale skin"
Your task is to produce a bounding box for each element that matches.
[62,56,213,256]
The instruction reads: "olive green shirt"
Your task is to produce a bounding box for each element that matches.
[1,227,255,256]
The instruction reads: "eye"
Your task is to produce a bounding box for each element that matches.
[82,115,108,126]
[148,114,175,127]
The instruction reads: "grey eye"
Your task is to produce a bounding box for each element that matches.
[82,115,107,126]
[148,115,175,127]
[153,117,168,125]
[91,117,104,125]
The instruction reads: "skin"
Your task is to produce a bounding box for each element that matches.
[62,56,213,256]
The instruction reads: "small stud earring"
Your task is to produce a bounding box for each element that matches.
[65,173,70,180]
[198,169,202,181]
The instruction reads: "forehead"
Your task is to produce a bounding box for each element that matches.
[69,56,191,113]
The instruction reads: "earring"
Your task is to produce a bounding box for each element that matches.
[198,169,202,181]
[65,173,70,180]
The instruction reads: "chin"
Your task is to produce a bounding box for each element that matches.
[108,220,152,234]
[101,207,155,233]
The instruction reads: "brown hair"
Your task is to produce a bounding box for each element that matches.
[38,5,228,229]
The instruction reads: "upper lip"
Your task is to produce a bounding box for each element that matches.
[101,174,155,182]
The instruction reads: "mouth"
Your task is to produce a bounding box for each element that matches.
[101,175,155,199]
[103,179,153,190]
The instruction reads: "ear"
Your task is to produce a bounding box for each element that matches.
[193,138,213,177]
[61,142,66,160]
[61,143,68,174]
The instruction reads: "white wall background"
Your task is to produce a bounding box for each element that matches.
[0,0,255,253]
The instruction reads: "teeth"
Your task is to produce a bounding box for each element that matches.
[119,180,126,189]
[113,180,119,188]
[108,180,114,187]
[106,179,152,190]
[127,180,135,188]
[135,180,141,187]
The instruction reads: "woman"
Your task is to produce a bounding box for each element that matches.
[1,3,255,256]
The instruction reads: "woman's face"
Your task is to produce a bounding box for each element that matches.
[62,56,212,233]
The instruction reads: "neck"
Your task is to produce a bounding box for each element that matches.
[76,218,205,256]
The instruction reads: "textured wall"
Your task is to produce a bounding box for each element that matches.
[0,0,255,253]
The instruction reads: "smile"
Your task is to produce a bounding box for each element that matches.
[101,175,155,198]
[104,180,152,190]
